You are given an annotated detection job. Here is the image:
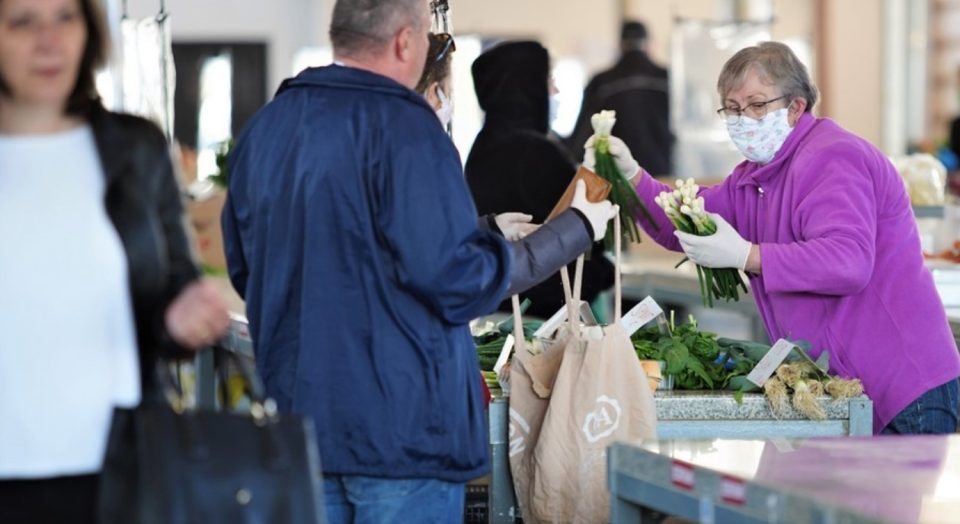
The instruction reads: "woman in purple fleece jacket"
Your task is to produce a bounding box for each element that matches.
[586,41,960,434]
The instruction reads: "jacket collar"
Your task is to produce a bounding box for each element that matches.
[277,64,433,112]
[735,111,818,188]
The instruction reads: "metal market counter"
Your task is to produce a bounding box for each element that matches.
[487,392,873,523]
[608,435,960,523]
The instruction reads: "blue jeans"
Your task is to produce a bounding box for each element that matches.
[881,379,959,434]
[323,475,465,524]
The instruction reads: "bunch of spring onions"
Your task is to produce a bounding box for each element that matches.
[654,178,748,308]
[765,361,864,420]
[590,110,658,248]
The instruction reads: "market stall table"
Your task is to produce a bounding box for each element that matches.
[608,435,960,523]
[487,392,873,523]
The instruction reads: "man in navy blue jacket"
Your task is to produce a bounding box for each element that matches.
[222,0,616,520]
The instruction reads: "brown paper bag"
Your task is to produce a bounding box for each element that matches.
[545,166,612,222]
[507,220,657,523]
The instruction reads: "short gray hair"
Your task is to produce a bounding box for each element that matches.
[329,0,426,56]
[717,41,818,112]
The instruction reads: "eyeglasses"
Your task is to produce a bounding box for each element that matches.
[433,32,456,63]
[716,95,788,123]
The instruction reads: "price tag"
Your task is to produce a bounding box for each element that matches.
[579,302,598,327]
[534,306,567,338]
[620,297,664,337]
[720,475,746,506]
[746,339,795,387]
[770,438,796,453]
[493,335,514,375]
[671,460,695,490]
[533,301,596,338]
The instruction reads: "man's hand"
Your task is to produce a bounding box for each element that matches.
[164,279,231,349]
[571,179,617,241]
[674,213,752,270]
[583,135,640,180]
[495,212,539,241]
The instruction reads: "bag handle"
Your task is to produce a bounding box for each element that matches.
[511,294,526,357]
[212,346,278,424]
[614,206,622,323]
[156,347,278,427]
[560,255,585,338]
[158,349,287,469]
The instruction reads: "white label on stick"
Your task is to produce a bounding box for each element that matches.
[533,301,596,338]
[620,297,664,337]
[746,339,794,387]
[493,335,514,375]
[579,302,598,326]
[533,307,567,338]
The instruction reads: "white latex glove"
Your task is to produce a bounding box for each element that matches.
[571,179,617,241]
[582,135,641,180]
[495,212,539,241]
[674,213,752,270]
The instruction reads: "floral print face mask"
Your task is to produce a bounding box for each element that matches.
[725,107,793,164]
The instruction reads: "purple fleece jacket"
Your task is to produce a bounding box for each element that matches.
[633,112,960,432]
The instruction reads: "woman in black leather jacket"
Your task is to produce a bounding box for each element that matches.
[0,0,229,521]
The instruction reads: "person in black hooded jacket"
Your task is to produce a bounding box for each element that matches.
[466,41,614,319]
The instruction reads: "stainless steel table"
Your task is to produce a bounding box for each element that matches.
[608,435,960,523]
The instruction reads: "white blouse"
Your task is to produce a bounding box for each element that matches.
[0,126,141,478]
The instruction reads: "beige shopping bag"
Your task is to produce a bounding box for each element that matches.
[508,218,657,523]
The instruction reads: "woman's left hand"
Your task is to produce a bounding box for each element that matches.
[164,279,231,349]
[674,212,753,271]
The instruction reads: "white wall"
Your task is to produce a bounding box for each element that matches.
[452,0,620,73]
[116,0,888,150]
[123,0,331,94]
[818,0,883,147]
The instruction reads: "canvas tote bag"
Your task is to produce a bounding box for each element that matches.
[508,218,657,523]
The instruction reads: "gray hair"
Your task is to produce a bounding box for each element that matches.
[329,0,426,56]
[717,41,818,112]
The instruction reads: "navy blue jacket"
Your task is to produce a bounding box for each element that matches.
[223,65,539,481]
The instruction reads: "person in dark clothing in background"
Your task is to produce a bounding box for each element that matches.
[466,41,615,320]
[567,21,673,176]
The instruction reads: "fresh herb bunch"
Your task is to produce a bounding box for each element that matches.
[654,178,748,308]
[590,110,658,248]
[632,313,736,390]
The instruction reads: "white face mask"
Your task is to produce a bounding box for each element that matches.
[548,95,560,127]
[435,87,453,129]
[726,107,793,164]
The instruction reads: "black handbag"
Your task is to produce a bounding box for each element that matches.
[97,347,325,524]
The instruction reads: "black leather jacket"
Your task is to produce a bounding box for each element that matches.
[89,105,199,392]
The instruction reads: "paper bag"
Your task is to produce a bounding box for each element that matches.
[546,166,612,222]
[507,222,657,523]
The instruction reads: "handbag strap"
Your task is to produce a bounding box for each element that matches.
[614,206,622,323]
[211,346,278,424]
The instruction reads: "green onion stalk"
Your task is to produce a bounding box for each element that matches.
[655,179,749,308]
[590,110,659,249]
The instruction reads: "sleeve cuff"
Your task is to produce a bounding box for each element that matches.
[568,208,595,241]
